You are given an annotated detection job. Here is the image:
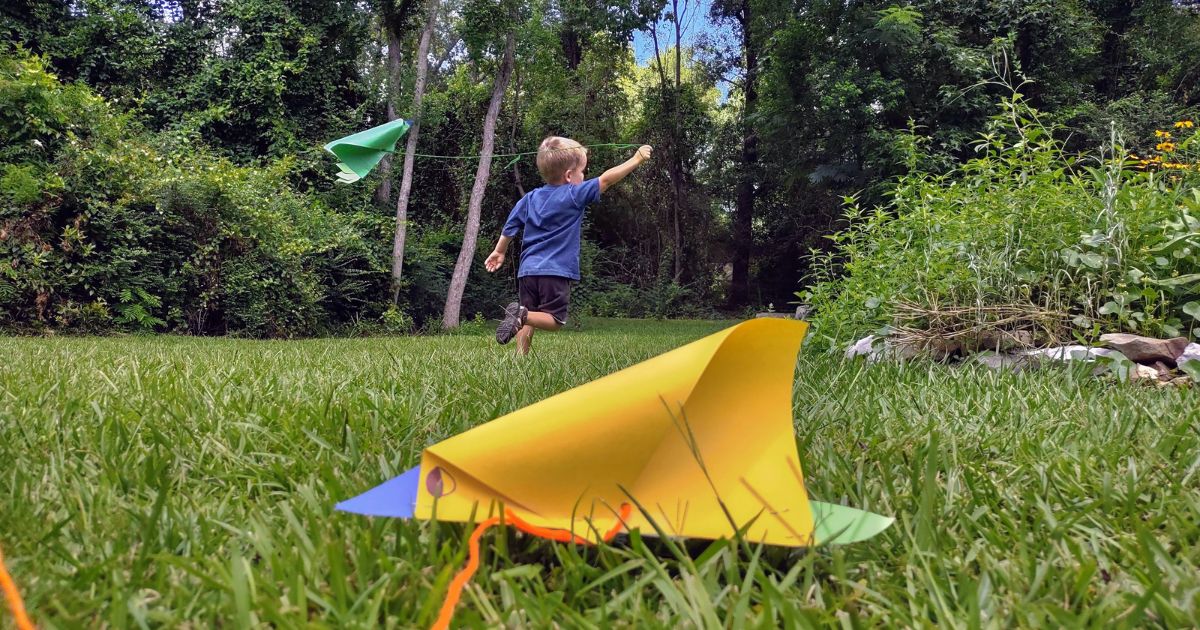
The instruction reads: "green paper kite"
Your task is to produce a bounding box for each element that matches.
[323,118,411,183]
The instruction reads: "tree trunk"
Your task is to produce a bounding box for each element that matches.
[442,32,516,328]
[729,0,756,308]
[509,66,526,197]
[671,0,684,282]
[374,24,403,206]
[651,12,685,283]
[560,28,583,70]
[672,169,682,281]
[391,3,436,304]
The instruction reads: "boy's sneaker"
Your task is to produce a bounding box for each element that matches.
[496,302,528,345]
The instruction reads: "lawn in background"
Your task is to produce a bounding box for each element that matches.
[1,319,1197,627]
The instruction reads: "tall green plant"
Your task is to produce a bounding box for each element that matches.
[801,90,1200,347]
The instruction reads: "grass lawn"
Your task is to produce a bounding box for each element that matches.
[1,318,1198,628]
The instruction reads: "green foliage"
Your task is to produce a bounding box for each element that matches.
[115,286,165,330]
[572,240,718,320]
[5,0,375,160]
[747,0,1200,307]
[803,92,1200,345]
[1,162,58,204]
[1092,350,1138,383]
[0,52,388,337]
[1180,357,1200,382]
[5,0,1200,324]
[379,304,415,333]
[440,311,491,336]
[873,5,924,47]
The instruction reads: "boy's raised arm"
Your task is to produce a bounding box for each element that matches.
[598,145,653,193]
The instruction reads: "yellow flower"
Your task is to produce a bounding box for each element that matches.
[1156,129,1172,138]
[1174,120,1195,129]
[1157,142,1177,152]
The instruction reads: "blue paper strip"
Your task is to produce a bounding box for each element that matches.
[335,466,421,518]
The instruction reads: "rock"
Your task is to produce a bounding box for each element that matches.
[1169,376,1194,387]
[963,330,1035,353]
[972,353,1037,372]
[845,335,881,360]
[886,339,924,361]
[1022,345,1086,361]
[755,312,791,319]
[795,304,812,320]
[1131,364,1160,381]
[1099,333,1189,366]
[1179,342,1200,364]
[1021,345,1118,361]
[1151,361,1173,381]
[892,336,960,361]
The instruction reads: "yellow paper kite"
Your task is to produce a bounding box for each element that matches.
[338,318,892,547]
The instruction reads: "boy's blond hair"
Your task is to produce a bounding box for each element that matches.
[536,136,587,182]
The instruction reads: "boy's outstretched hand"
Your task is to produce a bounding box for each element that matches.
[485,250,505,272]
[599,145,654,193]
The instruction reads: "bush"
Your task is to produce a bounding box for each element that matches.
[0,52,388,337]
[572,241,717,319]
[802,92,1200,348]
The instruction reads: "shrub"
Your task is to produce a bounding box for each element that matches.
[397,225,457,327]
[802,91,1199,348]
[0,52,389,337]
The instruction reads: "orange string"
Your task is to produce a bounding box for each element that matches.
[430,503,632,630]
[0,543,35,630]
[430,516,501,630]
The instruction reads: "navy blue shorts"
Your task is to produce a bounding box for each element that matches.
[518,275,571,325]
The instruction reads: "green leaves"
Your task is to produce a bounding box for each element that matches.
[0,163,61,206]
[1092,350,1137,382]
[1098,300,1130,318]
[805,80,1200,346]
[115,287,166,330]
[1065,247,1108,268]
[874,6,925,47]
[1148,273,1200,289]
[1180,359,1200,383]
[0,51,391,337]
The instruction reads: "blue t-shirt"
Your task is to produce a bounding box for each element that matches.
[501,178,600,280]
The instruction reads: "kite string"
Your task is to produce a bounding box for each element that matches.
[431,503,632,630]
[0,542,35,630]
[430,516,500,630]
[393,142,643,162]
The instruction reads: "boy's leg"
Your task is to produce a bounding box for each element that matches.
[515,312,559,356]
[495,302,527,344]
[497,276,537,345]
[507,276,569,354]
[526,311,562,330]
[516,324,534,355]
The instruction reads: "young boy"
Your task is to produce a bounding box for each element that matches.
[485,137,652,354]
